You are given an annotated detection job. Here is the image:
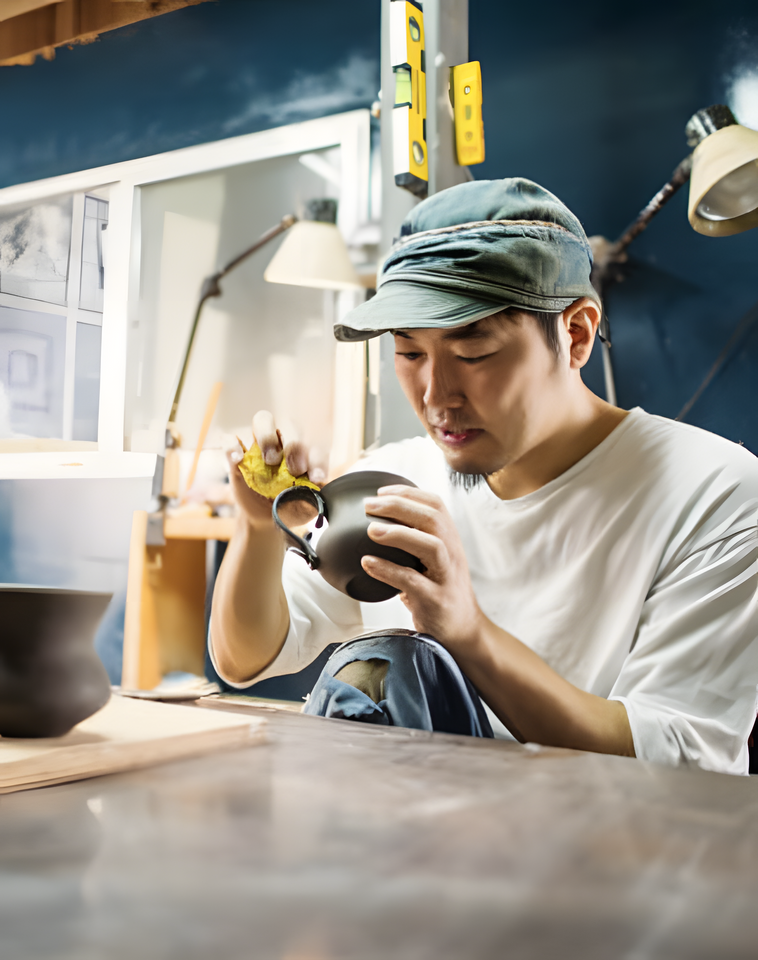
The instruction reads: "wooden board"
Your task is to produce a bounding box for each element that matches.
[0,694,266,794]
[199,693,305,714]
[163,515,235,541]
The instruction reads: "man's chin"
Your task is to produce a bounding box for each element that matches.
[447,468,488,491]
[437,443,505,479]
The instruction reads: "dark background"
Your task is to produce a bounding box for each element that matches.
[2,0,757,447]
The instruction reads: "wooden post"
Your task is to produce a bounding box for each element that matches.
[122,510,153,690]
[122,511,234,691]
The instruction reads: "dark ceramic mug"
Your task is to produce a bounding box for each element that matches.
[0,586,112,737]
[272,470,423,603]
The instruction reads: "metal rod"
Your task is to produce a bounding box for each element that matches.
[608,155,693,263]
[590,155,693,407]
[676,298,758,422]
[601,339,617,407]
[168,294,208,425]
[168,214,297,425]
[217,214,297,281]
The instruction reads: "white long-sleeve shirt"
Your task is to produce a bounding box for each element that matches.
[212,409,758,775]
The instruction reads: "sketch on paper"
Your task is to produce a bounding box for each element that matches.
[0,196,73,305]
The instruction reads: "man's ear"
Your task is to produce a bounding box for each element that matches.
[561,297,601,369]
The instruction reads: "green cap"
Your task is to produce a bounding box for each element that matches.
[334,178,600,342]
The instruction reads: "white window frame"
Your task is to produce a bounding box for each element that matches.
[0,109,371,479]
[0,191,107,445]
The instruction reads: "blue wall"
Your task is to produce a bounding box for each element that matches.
[0,0,380,186]
[472,0,758,446]
[1,0,758,448]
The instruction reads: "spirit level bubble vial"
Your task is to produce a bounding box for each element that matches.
[390,0,428,197]
[451,60,485,166]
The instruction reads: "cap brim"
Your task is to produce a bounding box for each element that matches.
[334,280,575,342]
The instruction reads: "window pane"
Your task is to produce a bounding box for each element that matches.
[73,322,101,441]
[128,154,339,458]
[0,305,66,439]
[79,196,109,313]
[0,196,72,306]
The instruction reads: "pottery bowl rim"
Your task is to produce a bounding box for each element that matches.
[0,584,113,598]
[321,470,418,496]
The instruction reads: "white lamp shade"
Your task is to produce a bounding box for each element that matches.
[688,122,758,236]
[264,219,362,291]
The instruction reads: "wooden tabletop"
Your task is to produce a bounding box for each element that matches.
[1,702,757,959]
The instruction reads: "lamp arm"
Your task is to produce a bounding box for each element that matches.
[609,154,693,264]
[217,213,297,281]
[591,155,693,296]
[588,155,692,410]
[167,214,297,425]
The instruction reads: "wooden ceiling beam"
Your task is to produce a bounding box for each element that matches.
[0,0,211,66]
[0,2,63,26]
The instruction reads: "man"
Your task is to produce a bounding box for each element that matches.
[210,178,758,774]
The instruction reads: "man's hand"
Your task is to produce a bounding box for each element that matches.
[212,410,323,685]
[361,484,635,759]
[228,410,324,528]
[361,486,484,652]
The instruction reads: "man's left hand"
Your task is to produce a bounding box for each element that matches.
[363,485,635,759]
[362,485,483,652]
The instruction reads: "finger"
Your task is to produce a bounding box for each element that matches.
[226,449,250,491]
[227,448,257,491]
[307,447,327,487]
[361,554,431,595]
[284,440,309,478]
[367,522,444,579]
[363,494,440,534]
[252,410,283,466]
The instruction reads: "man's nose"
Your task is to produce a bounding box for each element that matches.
[423,360,465,413]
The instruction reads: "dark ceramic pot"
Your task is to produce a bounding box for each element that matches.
[0,586,112,738]
[272,471,424,603]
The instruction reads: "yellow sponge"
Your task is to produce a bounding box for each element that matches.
[237,443,320,500]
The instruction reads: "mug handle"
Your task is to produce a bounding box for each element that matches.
[271,486,325,570]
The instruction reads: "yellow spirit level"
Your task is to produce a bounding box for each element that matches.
[450,61,485,166]
[390,0,428,197]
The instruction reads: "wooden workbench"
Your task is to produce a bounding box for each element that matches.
[1,703,757,958]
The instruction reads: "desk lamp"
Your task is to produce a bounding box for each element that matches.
[264,198,363,290]
[590,105,758,406]
[148,199,361,544]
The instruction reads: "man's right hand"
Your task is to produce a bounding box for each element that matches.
[212,408,303,684]
[227,410,324,528]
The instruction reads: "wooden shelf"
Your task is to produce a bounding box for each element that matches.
[122,510,236,691]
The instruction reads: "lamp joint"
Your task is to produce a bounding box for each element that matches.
[685,105,737,148]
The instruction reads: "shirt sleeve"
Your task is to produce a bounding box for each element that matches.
[209,546,365,689]
[609,507,758,775]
